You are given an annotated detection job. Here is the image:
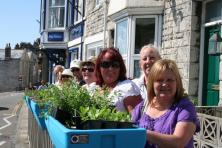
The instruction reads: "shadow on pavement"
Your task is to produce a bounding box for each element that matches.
[0,107,9,111]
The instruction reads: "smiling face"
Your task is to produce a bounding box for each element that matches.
[140,47,160,76]
[100,52,120,87]
[153,69,177,102]
[81,65,96,84]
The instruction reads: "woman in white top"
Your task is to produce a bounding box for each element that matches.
[95,47,142,112]
[80,57,99,92]
[132,44,161,101]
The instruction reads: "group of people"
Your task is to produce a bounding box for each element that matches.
[52,44,200,148]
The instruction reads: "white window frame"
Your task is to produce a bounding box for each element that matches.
[115,18,129,55]
[85,41,103,60]
[73,0,85,25]
[114,15,162,78]
[47,0,66,29]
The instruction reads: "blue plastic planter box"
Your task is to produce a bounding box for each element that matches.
[29,99,47,130]
[45,116,146,148]
[24,96,33,113]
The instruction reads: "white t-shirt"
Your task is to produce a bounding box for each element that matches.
[109,79,141,112]
[82,82,99,94]
[132,75,147,101]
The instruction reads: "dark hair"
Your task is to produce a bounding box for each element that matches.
[95,47,127,86]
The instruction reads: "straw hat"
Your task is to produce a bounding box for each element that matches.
[80,56,97,67]
[70,59,81,69]
[61,69,74,77]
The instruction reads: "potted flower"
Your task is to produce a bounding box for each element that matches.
[43,82,135,129]
[31,82,147,148]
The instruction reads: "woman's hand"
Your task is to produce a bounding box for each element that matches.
[123,95,142,113]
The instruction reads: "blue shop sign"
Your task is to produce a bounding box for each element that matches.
[70,22,84,40]
[48,32,64,41]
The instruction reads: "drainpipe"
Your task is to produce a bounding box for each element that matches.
[103,0,108,48]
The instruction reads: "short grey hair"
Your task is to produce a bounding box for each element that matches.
[140,44,161,58]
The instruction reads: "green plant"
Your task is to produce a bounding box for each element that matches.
[38,81,91,115]
[79,106,131,122]
[26,81,132,128]
[24,89,38,98]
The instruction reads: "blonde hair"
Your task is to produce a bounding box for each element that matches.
[147,59,186,104]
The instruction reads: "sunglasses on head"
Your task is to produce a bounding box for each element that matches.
[100,61,120,68]
[71,68,80,72]
[82,67,94,72]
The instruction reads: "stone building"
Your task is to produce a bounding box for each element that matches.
[107,0,222,106]
[40,0,222,106]
[19,49,39,89]
[0,48,38,92]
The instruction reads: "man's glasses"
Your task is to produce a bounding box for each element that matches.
[71,68,80,72]
[100,61,120,68]
[82,67,94,72]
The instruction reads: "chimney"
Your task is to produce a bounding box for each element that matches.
[5,43,11,60]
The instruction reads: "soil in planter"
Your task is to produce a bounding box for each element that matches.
[102,121,118,129]
[81,120,103,129]
[117,122,137,129]
[80,120,137,129]
[55,109,72,127]
[71,116,82,129]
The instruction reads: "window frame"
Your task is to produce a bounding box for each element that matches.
[85,41,103,60]
[47,0,66,29]
[73,0,85,25]
[114,15,162,78]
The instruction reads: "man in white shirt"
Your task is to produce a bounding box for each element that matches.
[133,44,161,101]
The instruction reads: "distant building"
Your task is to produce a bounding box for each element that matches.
[0,48,38,92]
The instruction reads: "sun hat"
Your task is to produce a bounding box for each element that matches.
[80,56,97,67]
[61,69,74,78]
[70,59,81,69]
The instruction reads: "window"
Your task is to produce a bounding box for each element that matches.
[134,18,155,54]
[40,0,46,31]
[133,60,141,78]
[116,19,128,55]
[133,17,156,78]
[74,0,85,24]
[95,0,101,7]
[86,42,102,59]
[48,0,65,28]
[205,0,222,23]
[71,49,78,60]
[114,16,161,78]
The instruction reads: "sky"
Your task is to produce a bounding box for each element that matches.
[0,0,40,49]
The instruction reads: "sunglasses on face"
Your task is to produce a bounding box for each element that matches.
[71,68,80,72]
[82,67,94,72]
[100,61,120,68]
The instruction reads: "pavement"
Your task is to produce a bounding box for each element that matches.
[15,101,29,148]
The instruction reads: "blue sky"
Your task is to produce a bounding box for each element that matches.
[0,0,40,49]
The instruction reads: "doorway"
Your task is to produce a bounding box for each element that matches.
[202,26,220,106]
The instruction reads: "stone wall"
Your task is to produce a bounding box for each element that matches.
[161,0,201,97]
[85,0,106,37]
[0,59,21,92]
